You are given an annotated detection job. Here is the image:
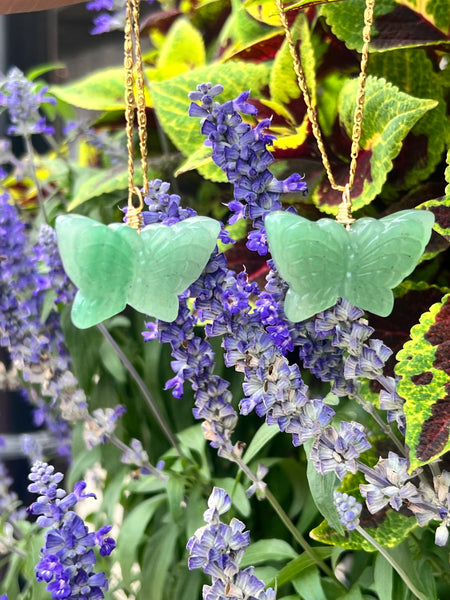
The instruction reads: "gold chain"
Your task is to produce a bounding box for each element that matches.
[276,0,375,225]
[124,0,148,230]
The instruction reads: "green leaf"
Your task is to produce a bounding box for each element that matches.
[117,495,166,587]
[315,75,437,213]
[51,67,126,111]
[174,144,215,178]
[418,149,450,243]
[157,18,206,73]
[270,13,314,107]
[396,0,450,35]
[243,422,280,464]
[242,0,282,26]
[149,61,271,181]
[26,62,65,80]
[240,539,298,567]
[368,49,448,189]
[167,473,185,523]
[305,439,344,534]
[23,529,48,600]
[310,506,417,551]
[374,553,393,600]
[292,566,327,600]
[337,586,364,600]
[321,0,394,52]
[140,523,179,600]
[60,305,103,391]
[67,165,141,211]
[218,0,276,59]
[396,293,450,471]
[385,542,437,600]
[266,548,333,588]
[99,337,127,383]
[321,0,447,52]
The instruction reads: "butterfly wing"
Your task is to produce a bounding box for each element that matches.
[125,216,220,322]
[55,215,135,329]
[265,211,348,322]
[344,209,434,316]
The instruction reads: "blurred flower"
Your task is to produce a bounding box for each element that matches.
[83,406,126,449]
[0,462,19,519]
[0,67,55,136]
[86,0,153,34]
[0,194,85,457]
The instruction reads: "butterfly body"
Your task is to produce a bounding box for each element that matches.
[265,209,434,322]
[55,214,220,328]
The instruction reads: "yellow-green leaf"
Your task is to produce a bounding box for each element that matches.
[270,12,315,108]
[51,67,126,111]
[368,49,448,189]
[314,75,437,213]
[157,18,205,73]
[149,61,271,181]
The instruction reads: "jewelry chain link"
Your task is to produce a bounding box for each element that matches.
[276,0,375,223]
[124,0,148,228]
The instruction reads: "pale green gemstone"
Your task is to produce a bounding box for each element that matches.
[265,209,435,322]
[55,214,220,328]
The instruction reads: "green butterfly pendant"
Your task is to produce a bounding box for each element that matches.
[265,209,434,322]
[55,215,221,329]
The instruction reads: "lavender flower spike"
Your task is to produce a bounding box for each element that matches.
[0,67,55,136]
[28,461,115,600]
[187,487,276,600]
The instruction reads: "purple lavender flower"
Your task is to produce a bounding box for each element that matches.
[187,487,276,600]
[188,82,307,237]
[334,491,362,530]
[310,421,371,480]
[28,461,114,599]
[86,0,153,34]
[36,224,75,306]
[359,451,419,513]
[0,67,55,136]
[0,194,85,457]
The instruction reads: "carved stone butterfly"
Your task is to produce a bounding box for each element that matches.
[55,214,220,328]
[265,209,434,322]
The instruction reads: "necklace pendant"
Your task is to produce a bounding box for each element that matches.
[265,209,434,322]
[55,214,220,328]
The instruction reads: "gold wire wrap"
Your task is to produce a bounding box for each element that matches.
[336,185,355,228]
[124,0,149,232]
[275,0,375,223]
[127,187,145,230]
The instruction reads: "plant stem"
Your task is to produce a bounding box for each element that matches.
[353,390,406,456]
[355,525,428,600]
[233,454,345,587]
[97,323,184,457]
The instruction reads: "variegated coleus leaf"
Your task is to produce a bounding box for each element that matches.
[396,294,450,472]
